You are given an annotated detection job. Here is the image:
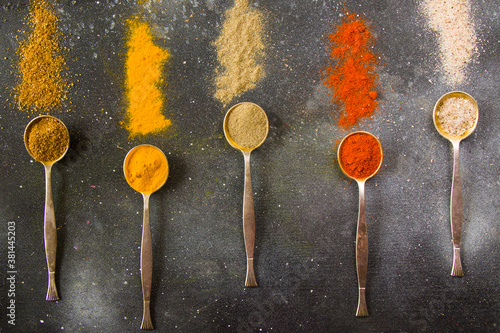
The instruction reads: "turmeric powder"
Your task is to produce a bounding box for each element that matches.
[15,0,68,112]
[124,18,171,137]
[124,145,169,194]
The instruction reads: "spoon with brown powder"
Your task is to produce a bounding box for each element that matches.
[224,102,269,287]
[433,91,478,276]
[24,115,69,301]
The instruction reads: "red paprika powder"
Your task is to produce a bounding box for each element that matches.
[325,14,378,130]
[339,132,382,179]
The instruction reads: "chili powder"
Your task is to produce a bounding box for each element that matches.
[339,132,382,179]
[325,14,378,130]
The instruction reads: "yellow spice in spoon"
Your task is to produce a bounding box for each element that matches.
[124,146,168,194]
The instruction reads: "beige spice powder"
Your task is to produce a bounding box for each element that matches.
[436,97,477,137]
[226,103,267,149]
[422,0,477,86]
[214,0,266,105]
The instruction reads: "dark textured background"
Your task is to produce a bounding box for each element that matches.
[1,0,499,332]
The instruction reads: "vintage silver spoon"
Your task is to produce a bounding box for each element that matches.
[24,115,69,301]
[223,102,269,287]
[124,144,169,330]
[433,91,478,276]
[338,131,383,317]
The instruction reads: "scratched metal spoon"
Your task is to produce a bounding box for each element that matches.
[338,131,383,317]
[24,115,69,301]
[124,144,169,330]
[223,102,269,287]
[433,91,478,276]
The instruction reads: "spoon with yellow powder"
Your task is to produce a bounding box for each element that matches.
[24,115,69,301]
[224,102,269,287]
[123,144,169,330]
[433,91,478,276]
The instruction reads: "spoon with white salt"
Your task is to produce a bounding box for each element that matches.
[223,102,269,287]
[433,91,478,276]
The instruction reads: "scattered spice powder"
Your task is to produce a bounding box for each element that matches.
[214,0,266,105]
[15,0,68,112]
[339,132,382,180]
[421,0,477,85]
[124,18,171,137]
[325,14,379,130]
[436,97,477,136]
[26,117,69,163]
[124,145,169,194]
[226,103,268,149]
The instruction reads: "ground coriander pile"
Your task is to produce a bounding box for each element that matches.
[214,0,266,105]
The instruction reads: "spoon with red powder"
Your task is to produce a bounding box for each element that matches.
[338,131,383,317]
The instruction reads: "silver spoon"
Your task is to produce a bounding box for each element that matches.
[433,91,478,276]
[124,144,169,330]
[338,131,383,317]
[24,115,69,301]
[223,102,269,287]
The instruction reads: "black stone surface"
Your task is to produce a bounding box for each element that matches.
[1,0,499,332]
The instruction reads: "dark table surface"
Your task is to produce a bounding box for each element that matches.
[1,0,499,332]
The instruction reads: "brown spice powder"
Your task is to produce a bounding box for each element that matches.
[214,0,266,105]
[26,117,69,163]
[436,97,477,137]
[226,103,267,149]
[15,0,67,112]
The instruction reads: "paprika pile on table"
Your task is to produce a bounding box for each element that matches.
[325,14,379,130]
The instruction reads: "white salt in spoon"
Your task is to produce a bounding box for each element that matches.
[433,91,478,276]
[223,102,269,287]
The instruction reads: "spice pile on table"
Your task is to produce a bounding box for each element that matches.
[15,0,68,112]
[214,0,266,105]
[325,14,378,130]
[124,18,171,137]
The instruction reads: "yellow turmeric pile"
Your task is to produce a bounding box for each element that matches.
[124,145,169,194]
[15,0,67,112]
[124,18,171,137]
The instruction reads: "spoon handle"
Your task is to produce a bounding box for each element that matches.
[44,164,59,301]
[242,151,257,287]
[141,193,154,330]
[356,181,368,316]
[450,141,464,276]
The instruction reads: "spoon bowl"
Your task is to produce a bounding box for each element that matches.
[223,102,269,287]
[123,144,168,330]
[433,91,478,142]
[432,91,478,277]
[337,131,383,317]
[24,115,69,301]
